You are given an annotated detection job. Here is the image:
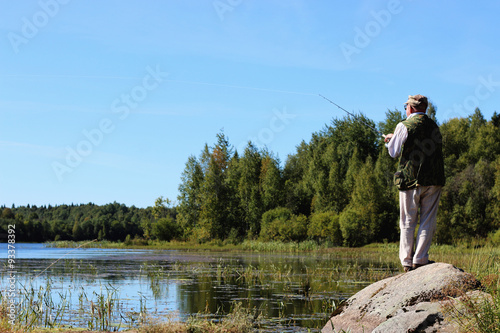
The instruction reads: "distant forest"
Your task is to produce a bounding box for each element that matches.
[2,106,500,246]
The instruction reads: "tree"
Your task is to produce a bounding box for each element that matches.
[50,219,71,240]
[72,220,84,241]
[339,157,385,246]
[2,208,15,219]
[238,142,263,237]
[198,155,224,241]
[487,157,500,230]
[259,207,293,241]
[373,149,399,241]
[440,117,470,177]
[224,152,245,238]
[152,196,175,220]
[468,122,500,163]
[152,217,180,241]
[177,156,204,236]
[280,214,308,242]
[109,220,126,241]
[260,153,283,212]
[198,132,233,240]
[327,114,379,170]
[378,108,405,136]
[140,218,153,240]
[426,101,438,124]
[327,160,348,213]
[469,107,486,135]
[307,211,342,244]
[306,133,333,213]
[437,159,496,242]
[283,141,312,216]
[343,148,363,196]
[491,111,500,128]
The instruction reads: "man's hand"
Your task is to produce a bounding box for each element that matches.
[384,134,393,143]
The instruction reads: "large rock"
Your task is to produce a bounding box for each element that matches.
[322,262,483,333]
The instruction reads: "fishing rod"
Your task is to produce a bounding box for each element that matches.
[32,239,98,280]
[319,94,386,140]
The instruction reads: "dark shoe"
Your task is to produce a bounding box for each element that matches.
[412,260,435,270]
[404,266,412,273]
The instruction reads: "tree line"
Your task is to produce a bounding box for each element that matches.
[0,202,158,243]
[2,107,499,246]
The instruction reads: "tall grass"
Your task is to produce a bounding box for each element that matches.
[241,240,328,252]
[5,241,499,332]
[14,279,67,330]
[431,244,500,332]
[0,279,145,332]
[363,243,500,332]
[442,290,500,333]
[137,302,257,333]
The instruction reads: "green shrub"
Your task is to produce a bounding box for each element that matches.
[259,207,308,242]
[190,226,211,244]
[124,234,132,246]
[152,217,181,241]
[308,211,343,245]
[279,214,308,242]
[260,207,293,241]
[339,207,376,247]
[224,228,241,245]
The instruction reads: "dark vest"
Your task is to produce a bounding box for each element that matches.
[394,114,445,190]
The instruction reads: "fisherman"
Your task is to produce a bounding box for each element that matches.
[384,95,445,273]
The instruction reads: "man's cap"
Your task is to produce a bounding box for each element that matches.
[405,94,428,111]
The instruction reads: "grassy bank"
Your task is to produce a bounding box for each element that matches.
[45,239,499,275]
[38,239,500,294]
[1,302,257,333]
[44,239,330,252]
[4,241,499,332]
[44,238,500,288]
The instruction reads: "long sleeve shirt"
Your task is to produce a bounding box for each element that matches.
[387,112,426,158]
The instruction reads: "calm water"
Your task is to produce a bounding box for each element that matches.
[1,243,397,332]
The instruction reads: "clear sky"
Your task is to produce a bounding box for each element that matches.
[1,0,499,208]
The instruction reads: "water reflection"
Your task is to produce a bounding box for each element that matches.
[1,243,398,332]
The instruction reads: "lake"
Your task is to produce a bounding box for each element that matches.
[1,243,399,332]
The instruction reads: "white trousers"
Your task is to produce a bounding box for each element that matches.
[399,186,442,267]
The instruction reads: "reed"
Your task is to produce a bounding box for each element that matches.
[0,278,137,332]
[140,264,169,299]
[442,291,500,333]
[240,240,327,252]
[137,302,256,333]
[432,245,500,332]
[5,279,68,331]
[3,241,498,332]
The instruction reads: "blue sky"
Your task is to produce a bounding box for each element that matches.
[1,0,499,208]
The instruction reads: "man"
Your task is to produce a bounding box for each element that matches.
[384,94,445,272]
